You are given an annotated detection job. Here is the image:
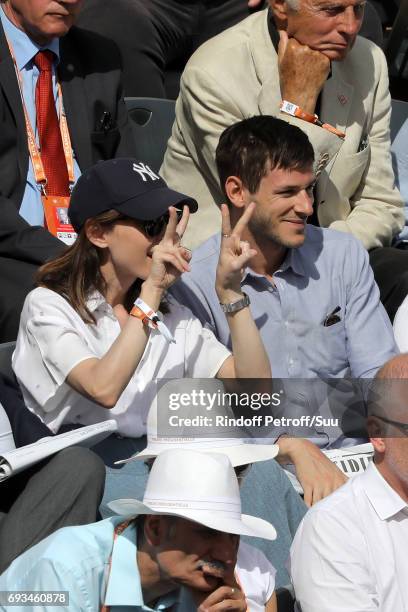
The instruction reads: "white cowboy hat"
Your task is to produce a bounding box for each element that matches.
[109,448,277,541]
[115,379,279,467]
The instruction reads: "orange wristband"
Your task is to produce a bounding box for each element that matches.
[129,305,153,328]
[280,100,345,139]
[280,100,317,124]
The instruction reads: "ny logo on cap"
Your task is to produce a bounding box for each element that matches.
[133,162,160,182]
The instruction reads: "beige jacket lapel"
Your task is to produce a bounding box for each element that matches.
[248,10,282,114]
[317,62,354,201]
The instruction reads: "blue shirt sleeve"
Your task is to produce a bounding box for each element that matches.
[344,237,398,378]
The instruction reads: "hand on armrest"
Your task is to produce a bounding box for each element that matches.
[277,437,347,506]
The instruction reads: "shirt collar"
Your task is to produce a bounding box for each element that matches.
[86,291,108,313]
[362,462,408,521]
[279,247,306,277]
[242,246,306,283]
[0,5,60,71]
[104,523,178,609]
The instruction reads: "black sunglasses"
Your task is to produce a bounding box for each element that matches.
[139,209,183,238]
[373,414,408,435]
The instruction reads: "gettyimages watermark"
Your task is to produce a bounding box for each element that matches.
[155,378,408,440]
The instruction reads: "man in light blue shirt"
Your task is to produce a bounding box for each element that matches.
[0,517,178,612]
[0,449,275,612]
[171,116,398,505]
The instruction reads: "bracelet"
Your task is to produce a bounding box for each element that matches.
[280,100,345,139]
[130,298,175,344]
[219,292,251,314]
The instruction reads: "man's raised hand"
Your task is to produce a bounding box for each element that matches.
[215,203,257,304]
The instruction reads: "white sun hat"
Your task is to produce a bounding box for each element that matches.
[109,448,277,540]
[115,379,279,467]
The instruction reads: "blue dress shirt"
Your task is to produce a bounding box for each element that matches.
[0,517,178,612]
[0,7,81,227]
[172,226,397,379]
[171,226,398,448]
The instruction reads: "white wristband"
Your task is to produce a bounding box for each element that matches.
[134,298,176,344]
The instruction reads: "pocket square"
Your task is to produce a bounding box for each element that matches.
[358,136,369,153]
[323,306,341,327]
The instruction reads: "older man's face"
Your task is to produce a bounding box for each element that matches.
[2,0,83,44]
[381,384,408,489]
[370,380,408,492]
[156,517,240,592]
[278,0,365,61]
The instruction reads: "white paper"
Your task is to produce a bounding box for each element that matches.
[0,420,117,482]
[285,443,374,494]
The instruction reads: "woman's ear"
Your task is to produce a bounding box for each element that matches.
[85,219,110,249]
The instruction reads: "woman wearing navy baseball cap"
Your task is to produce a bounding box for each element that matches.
[12,158,271,504]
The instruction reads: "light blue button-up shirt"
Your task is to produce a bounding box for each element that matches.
[0,7,80,226]
[172,226,397,379]
[171,226,398,448]
[0,517,178,612]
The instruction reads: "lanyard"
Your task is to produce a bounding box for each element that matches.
[7,38,75,194]
[101,520,132,612]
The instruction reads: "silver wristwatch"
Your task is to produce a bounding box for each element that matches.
[219,292,250,314]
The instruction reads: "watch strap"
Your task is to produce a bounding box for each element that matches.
[220,292,250,314]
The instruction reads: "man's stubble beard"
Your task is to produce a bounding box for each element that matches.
[248,214,304,251]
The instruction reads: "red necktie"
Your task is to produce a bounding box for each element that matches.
[34,50,70,196]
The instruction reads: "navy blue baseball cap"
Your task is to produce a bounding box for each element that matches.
[68,158,198,232]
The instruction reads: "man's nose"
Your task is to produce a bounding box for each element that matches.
[338,6,362,37]
[295,190,314,218]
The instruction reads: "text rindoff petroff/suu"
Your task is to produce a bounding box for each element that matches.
[167,415,340,428]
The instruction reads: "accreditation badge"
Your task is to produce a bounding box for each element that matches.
[42,195,77,246]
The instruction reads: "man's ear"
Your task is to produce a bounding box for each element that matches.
[224,176,247,210]
[85,219,109,249]
[367,416,386,454]
[143,515,168,546]
[269,0,290,24]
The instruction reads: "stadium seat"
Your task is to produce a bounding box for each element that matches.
[0,342,16,382]
[125,97,176,172]
[386,0,408,77]
[391,98,408,142]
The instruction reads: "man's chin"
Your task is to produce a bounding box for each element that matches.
[280,234,306,249]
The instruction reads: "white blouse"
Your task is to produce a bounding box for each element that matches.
[13,288,230,437]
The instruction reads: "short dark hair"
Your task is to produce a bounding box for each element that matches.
[216,116,315,199]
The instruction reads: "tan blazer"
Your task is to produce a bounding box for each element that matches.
[161,9,403,250]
